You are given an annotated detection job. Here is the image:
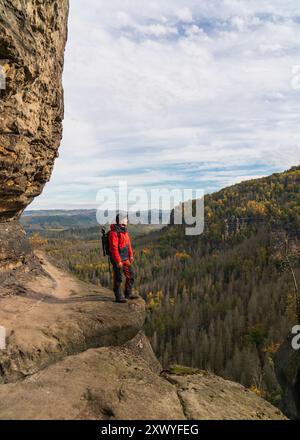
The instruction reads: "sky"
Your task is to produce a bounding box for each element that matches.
[30,0,300,210]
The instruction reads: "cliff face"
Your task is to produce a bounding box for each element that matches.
[0,0,69,272]
[0,345,286,420]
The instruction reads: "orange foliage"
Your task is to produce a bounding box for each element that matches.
[262,343,280,354]
[249,385,267,399]
[29,233,48,248]
[175,252,191,261]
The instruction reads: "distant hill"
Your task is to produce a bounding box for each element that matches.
[148,165,300,251]
[21,210,99,232]
[21,209,168,235]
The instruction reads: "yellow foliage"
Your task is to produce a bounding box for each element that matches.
[29,233,48,248]
[262,343,280,354]
[169,298,175,306]
[249,385,266,399]
[2,63,10,74]
[175,252,191,261]
[74,262,109,272]
[246,200,267,216]
[146,290,164,311]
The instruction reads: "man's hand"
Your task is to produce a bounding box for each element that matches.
[118,262,123,269]
[129,257,134,264]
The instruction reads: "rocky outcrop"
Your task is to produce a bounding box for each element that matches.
[0,253,145,384]
[123,330,162,374]
[0,346,185,420]
[275,336,300,420]
[0,220,32,275]
[164,370,286,420]
[0,344,287,420]
[0,0,69,272]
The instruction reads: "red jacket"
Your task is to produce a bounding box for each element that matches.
[108,224,133,264]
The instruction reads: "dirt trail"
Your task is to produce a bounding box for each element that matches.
[25,251,97,299]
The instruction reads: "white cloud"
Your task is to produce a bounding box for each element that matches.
[30,0,300,210]
[176,7,194,23]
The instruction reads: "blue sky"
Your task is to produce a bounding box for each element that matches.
[30,0,300,210]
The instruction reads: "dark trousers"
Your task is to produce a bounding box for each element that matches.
[111,259,134,299]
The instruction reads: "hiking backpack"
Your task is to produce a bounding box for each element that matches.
[101,228,120,257]
[101,228,110,257]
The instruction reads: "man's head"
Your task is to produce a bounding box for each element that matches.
[116,213,128,226]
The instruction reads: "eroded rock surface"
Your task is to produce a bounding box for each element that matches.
[0,0,69,272]
[123,330,162,374]
[0,253,145,384]
[0,220,33,275]
[0,344,287,420]
[0,347,185,420]
[164,371,287,420]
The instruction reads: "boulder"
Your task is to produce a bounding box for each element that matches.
[123,331,162,374]
[0,346,185,420]
[164,370,287,420]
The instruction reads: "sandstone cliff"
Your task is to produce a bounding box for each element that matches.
[0,1,288,421]
[0,0,69,273]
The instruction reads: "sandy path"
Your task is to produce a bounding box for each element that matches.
[24,251,91,299]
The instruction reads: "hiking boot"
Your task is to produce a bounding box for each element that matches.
[114,287,127,303]
[125,291,140,300]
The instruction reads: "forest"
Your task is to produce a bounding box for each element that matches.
[27,166,300,406]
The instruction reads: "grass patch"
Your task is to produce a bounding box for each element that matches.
[167,364,205,376]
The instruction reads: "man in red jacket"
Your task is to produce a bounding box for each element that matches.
[108,213,135,303]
